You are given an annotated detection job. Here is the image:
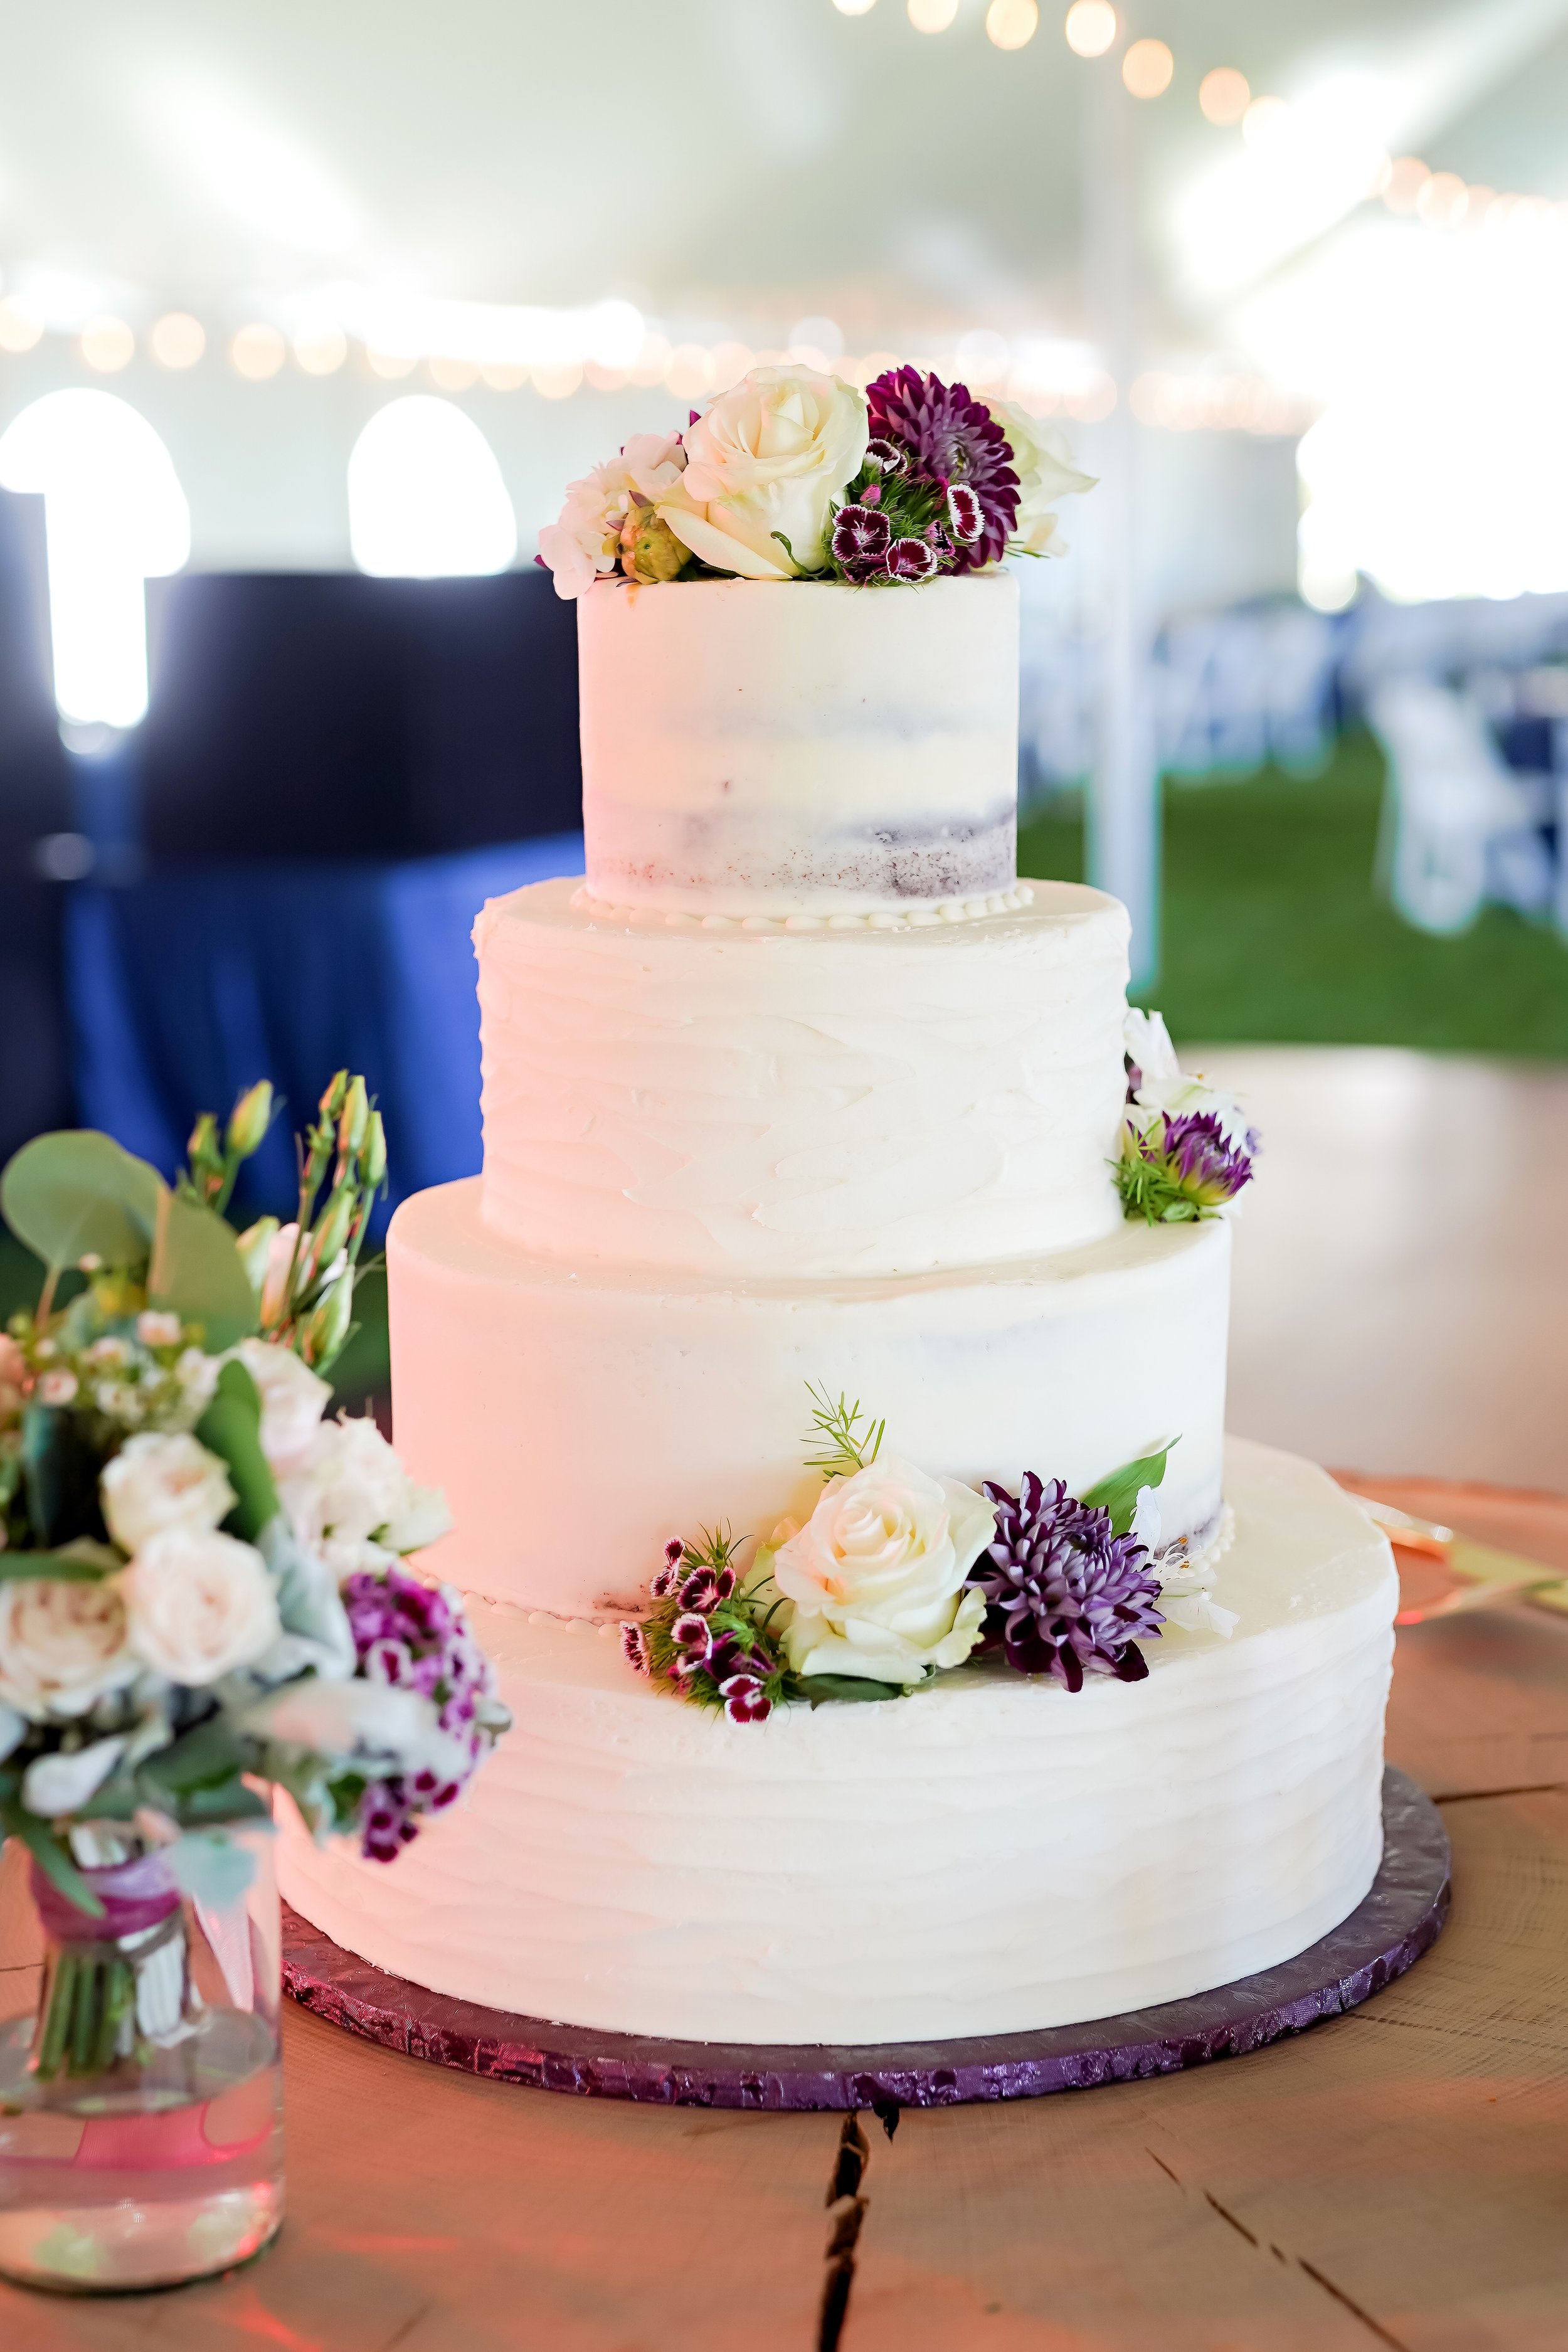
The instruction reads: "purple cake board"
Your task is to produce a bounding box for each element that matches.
[281,1766,1449,2114]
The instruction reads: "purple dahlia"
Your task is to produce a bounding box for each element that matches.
[866,367,1020,568]
[970,1474,1163,1690]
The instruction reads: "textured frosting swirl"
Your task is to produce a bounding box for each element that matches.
[477,876,1131,1279]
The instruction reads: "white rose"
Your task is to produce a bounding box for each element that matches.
[771,1454,995,1687]
[229,1337,331,1475]
[658,367,868,580]
[120,1528,281,1685]
[987,399,1096,556]
[278,1414,408,1554]
[538,433,688,600]
[0,1577,139,1720]
[100,1432,236,1556]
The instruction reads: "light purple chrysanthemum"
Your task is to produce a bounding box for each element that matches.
[866,368,1020,568]
[1152,1110,1254,1208]
[968,1474,1164,1690]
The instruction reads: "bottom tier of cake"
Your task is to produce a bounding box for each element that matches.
[278,1439,1396,2046]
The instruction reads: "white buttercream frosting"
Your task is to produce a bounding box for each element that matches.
[579,573,1020,918]
[477,876,1130,1279]
[384,1179,1230,1618]
[278,1439,1397,2045]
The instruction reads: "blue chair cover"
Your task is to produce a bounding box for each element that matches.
[63,834,585,1224]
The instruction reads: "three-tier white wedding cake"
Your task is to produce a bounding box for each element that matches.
[280,568,1397,2046]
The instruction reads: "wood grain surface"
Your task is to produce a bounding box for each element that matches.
[4,1478,1568,2351]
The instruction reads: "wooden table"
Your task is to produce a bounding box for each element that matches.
[4,1475,1568,2352]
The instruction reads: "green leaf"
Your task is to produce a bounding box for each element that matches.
[196,1359,278,1542]
[1,1131,164,1274]
[137,1715,249,1799]
[792,1672,908,1705]
[0,1539,120,1584]
[20,1406,109,1551]
[164,1777,271,1828]
[1081,1446,1174,1539]
[0,1804,105,1920]
[146,1192,260,1351]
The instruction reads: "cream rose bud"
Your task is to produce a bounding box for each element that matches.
[0,1578,140,1720]
[988,398,1095,556]
[659,366,869,580]
[230,1337,332,1474]
[771,1454,995,1687]
[383,1483,453,1555]
[100,1432,236,1556]
[120,1528,281,1685]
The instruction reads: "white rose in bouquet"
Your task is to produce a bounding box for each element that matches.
[381,1482,453,1554]
[0,1577,140,1720]
[771,1454,994,1687]
[538,433,689,600]
[659,366,868,580]
[120,1527,281,1685]
[277,1413,408,1557]
[100,1432,236,1556]
[230,1336,331,1475]
[988,398,1096,556]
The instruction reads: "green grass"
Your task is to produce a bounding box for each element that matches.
[1018,730,1568,1055]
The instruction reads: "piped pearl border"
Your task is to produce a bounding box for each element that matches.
[569,882,1036,933]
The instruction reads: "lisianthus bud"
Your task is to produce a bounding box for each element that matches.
[302,1274,354,1369]
[308,1183,354,1274]
[225,1079,273,1160]
[187,1111,220,1170]
[235,1215,281,1300]
[361,1110,387,1190]
[319,1069,349,1122]
[619,507,688,585]
[337,1076,369,1159]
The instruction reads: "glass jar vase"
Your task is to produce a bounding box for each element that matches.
[0,1826,283,2292]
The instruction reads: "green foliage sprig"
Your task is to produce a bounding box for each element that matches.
[802,1384,884,1478]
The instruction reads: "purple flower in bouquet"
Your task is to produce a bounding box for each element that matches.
[887,536,938,581]
[677,1560,736,1613]
[650,1537,686,1598]
[865,435,908,476]
[946,483,982,543]
[832,505,893,577]
[969,1473,1164,1690]
[669,1611,712,1671]
[1161,1111,1255,1207]
[719,1673,772,1725]
[867,368,1020,567]
[621,1621,650,1675]
[342,1562,504,1860]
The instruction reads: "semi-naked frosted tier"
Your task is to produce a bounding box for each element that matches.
[478,877,1129,1278]
[580,573,1019,918]
[386,1179,1229,1618]
[279,1440,1397,2043]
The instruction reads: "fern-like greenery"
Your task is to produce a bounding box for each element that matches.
[802,1383,886,1476]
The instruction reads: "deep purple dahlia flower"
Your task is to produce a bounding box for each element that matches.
[970,1474,1164,1690]
[866,367,1020,568]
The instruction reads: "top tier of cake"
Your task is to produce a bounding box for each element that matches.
[580,572,1019,920]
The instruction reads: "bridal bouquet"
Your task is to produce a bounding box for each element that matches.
[0,1074,507,2084]
[538,361,1094,596]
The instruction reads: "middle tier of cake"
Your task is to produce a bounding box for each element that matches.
[386,1181,1230,1619]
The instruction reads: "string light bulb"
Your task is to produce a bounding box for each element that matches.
[908,0,958,28]
[987,0,1039,46]
[1198,67,1249,125]
[1121,38,1173,97]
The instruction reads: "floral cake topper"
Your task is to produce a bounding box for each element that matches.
[539,362,1094,598]
[1115,1009,1259,1226]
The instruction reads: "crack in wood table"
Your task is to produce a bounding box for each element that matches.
[3,1471,1567,2351]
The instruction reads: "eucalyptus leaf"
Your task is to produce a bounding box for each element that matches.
[21,1406,109,1552]
[0,1803,105,1920]
[147,1192,260,1351]
[0,1539,120,1584]
[137,1715,249,1799]
[196,1360,278,1543]
[1,1130,164,1274]
[1081,1445,1174,1539]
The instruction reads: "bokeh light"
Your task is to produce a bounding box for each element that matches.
[80,317,135,373]
[1122,38,1173,98]
[0,300,43,353]
[908,0,958,29]
[986,0,1039,49]
[1198,68,1249,126]
[149,312,205,369]
[347,396,516,576]
[832,0,877,13]
[230,322,285,380]
[294,324,348,375]
[1064,3,1116,60]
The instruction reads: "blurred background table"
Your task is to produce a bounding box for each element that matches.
[3,1475,1568,2351]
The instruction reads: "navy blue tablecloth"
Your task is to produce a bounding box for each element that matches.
[63,834,585,1224]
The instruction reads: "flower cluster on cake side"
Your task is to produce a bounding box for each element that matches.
[1115,1009,1259,1226]
[0,1073,509,2016]
[538,361,1095,597]
[622,1385,1239,1725]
